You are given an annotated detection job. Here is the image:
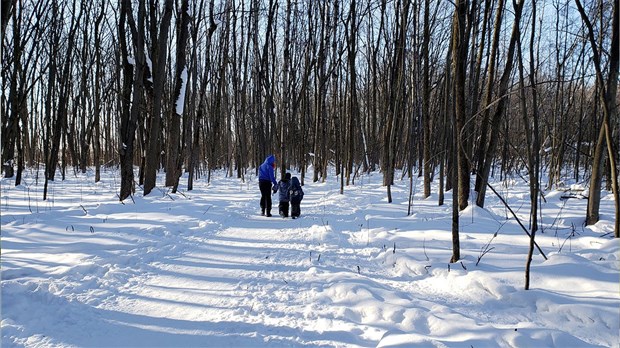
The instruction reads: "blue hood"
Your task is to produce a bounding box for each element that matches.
[264,155,276,166]
[259,155,277,185]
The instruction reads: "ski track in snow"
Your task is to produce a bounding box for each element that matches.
[1,169,619,347]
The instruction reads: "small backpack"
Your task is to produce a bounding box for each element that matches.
[289,177,304,204]
[278,180,291,202]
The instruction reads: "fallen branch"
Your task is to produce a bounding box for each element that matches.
[486,182,547,260]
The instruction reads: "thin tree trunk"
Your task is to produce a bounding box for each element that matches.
[422,0,432,199]
[450,0,468,262]
[345,0,358,188]
[93,1,105,183]
[452,0,470,212]
[439,35,453,207]
[519,0,540,290]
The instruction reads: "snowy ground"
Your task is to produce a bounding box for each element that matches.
[1,167,618,347]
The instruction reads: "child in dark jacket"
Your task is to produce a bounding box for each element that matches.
[276,173,292,217]
[289,176,304,219]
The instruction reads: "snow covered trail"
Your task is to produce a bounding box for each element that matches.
[2,169,619,347]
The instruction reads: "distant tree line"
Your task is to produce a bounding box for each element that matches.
[2,0,618,245]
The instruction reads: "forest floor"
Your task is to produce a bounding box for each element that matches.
[1,167,618,347]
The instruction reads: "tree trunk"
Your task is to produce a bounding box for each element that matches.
[93,1,105,183]
[576,0,620,237]
[119,0,146,201]
[2,4,20,179]
[383,0,410,203]
[45,2,80,199]
[475,0,524,208]
[313,2,330,183]
[439,33,453,207]
[450,0,469,262]
[519,0,540,290]
[143,0,173,196]
[345,0,358,188]
[422,0,432,199]
[452,0,470,212]
[474,0,505,195]
[167,0,190,192]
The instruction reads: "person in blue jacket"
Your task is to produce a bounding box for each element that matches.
[258,155,278,216]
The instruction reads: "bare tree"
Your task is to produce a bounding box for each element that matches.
[438,34,454,207]
[92,1,106,183]
[519,0,541,290]
[43,1,81,200]
[119,0,147,201]
[450,0,470,262]
[143,0,173,196]
[383,0,410,203]
[312,1,331,183]
[422,0,432,199]
[166,0,190,193]
[474,0,525,208]
[2,1,44,181]
[344,0,359,190]
[576,0,619,237]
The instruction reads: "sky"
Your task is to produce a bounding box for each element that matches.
[1,166,619,347]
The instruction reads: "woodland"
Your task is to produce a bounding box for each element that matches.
[1,0,618,249]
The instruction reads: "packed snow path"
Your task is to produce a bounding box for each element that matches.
[2,169,619,347]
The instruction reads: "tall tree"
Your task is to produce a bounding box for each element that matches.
[452,0,471,212]
[280,0,293,178]
[450,0,469,262]
[43,0,81,200]
[2,2,47,184]
[119,0,147,201]
[312,1,331,183]
[383,0,410,203]
[438,34,454,207]
[167,0,190,192]
[187,0,216,191]
[2,2,22,179]
[520,0,541,290]
[344,0,359,189]
[474,0,525,208]
[474,0,504,202]
[143,0,173,196]
[422,0,432,199]
[576,0,619,237]
[93,1,106,183]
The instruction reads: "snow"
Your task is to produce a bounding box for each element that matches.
[145,54,153,83]
[175,67,188,116]
[1,168,618,347]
